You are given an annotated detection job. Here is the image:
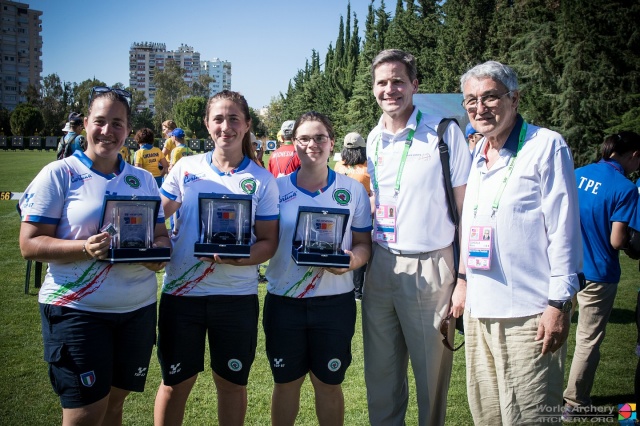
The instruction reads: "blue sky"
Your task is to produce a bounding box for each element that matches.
[26,0,372,110]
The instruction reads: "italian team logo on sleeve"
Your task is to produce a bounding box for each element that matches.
[333,189,351,206]
[240,178,257,195]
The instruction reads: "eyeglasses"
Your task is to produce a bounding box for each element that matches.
[89,86,132,107]
[462,91,512,112]
[294,135,330,146]
[440,313,464,351]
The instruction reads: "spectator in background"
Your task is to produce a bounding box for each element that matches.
[268,120,301,178]
[56,112,85,159]
[334,131,371,300]
[19,86,169,425]
[251,132,265,168]
[168,128,192,173]
[459,60,582,425]
[563,131,640,420]
[161,120,178,162]
[119,142,132,164]
[61,121,71,136]
[134,128,168,187]
[465,122,483,153]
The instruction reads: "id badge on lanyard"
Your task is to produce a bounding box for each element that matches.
[467,216,495,270]
[374,195,397,243]
[371,111,422,245]
[466,121,528,271]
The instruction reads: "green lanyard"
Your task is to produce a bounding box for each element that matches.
[473,121,528,217]
[372,110,422,196]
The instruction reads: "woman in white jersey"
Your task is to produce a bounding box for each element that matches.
[19,86,170,425]
[263,111,372,425]
[154,90,279,425]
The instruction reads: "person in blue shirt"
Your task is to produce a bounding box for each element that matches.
[563,131,640,419]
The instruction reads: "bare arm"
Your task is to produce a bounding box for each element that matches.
[20,222,110,263]
[159,157,170,176]
[325,230,372,275]
[610,221,629,250]
[161,195,181,219]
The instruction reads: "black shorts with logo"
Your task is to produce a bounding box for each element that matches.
[157,293,258,386]
[39,302,156,409]
[263,291,356,385]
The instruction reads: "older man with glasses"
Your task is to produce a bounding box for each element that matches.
[456,61,583,425]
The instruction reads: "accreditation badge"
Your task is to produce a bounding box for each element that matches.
[467,216,494,270]
[374,196,397,243]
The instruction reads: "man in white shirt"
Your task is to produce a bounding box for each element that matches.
[362,49,471,426]
[457,60,582,425]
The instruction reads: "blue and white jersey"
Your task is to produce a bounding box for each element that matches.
[19,150,164,313]
[160,151,279,296]
[266,169,372,298]
[575,159,638,283]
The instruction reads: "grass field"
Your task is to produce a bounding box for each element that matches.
[0,150,637,425]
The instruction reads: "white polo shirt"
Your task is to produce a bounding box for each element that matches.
[461,115,583,318]
[366,107,471,253]
[20,151,164,313]
[266,169,373,298]
[160,151,279,297]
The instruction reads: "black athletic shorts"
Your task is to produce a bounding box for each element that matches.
[157,293,258,386]
[39,302,156,408]
[262,291,356,385]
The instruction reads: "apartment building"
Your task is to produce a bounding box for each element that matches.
[128,42,201,111]
[201,58,231,97]
[0,0,42,110]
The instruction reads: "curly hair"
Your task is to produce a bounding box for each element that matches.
[134,127,155,146]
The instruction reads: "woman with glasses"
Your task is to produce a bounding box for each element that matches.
[18,86,170,425]
[263,111,372,425]
[154,90,279,425]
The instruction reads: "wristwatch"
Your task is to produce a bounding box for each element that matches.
[548,299,572,313]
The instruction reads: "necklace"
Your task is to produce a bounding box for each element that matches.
[213,153,241,175]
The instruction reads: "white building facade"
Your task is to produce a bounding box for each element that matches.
[200,58,231,97]
[128,42,201,111]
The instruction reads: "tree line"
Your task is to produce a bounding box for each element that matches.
[265,0,640,167]
[3,0,638,167]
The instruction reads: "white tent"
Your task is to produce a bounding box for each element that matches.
[413,93,469,130]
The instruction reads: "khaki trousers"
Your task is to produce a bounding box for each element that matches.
[465,313,566,426]
[362,244,455,426]
[564,281,618,407]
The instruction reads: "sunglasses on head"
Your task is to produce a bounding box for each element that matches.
[440,313,464,351]
[89,86,132,107]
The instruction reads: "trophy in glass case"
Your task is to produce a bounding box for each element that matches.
[194,193,252,258]
[291,206,351,267]
[99,195,170,263]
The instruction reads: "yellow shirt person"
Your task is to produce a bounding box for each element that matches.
[169,129,193,172]
[133,127,168,187]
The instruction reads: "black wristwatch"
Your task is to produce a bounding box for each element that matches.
[548,299,572,313]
